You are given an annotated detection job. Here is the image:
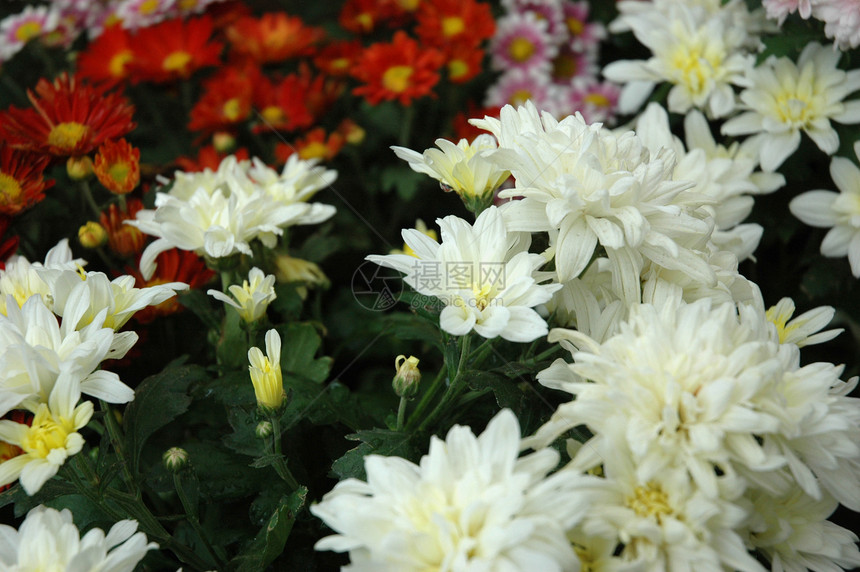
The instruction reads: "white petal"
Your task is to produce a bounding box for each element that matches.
[789,191,838,227]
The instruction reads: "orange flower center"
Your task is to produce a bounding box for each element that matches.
[382,65,413,93]
[178,0,199,10]
[567,17,585,36]
[222,98,243,121]
[261,106,285,125]
[299,141,329,161]
[442,16,465,37]
[331,57,350,72]
[397,0,420,10]
[15,21,43,42]
[139,0,160,14]
[47,122,90,151]
[584,93,611,108]
[0,172,22,201]
[109,50,134,77]
[509,37,536,62]
[356,13,374,31]
[510,89,532,106]
[163,50,192,73]
[448,59,469,80]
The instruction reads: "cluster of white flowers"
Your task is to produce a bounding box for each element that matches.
[128,154,337,279]
[0,239,186,494]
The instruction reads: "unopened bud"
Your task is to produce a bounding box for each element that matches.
[66,155,94,180]
[255,420,273,438]
[163,447,189,472]
[393,355,421,398]
[212,132,236,153]
[78,221,107,248]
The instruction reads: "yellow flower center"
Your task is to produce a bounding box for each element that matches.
[331,57,350,72]
[628,483,674,522]
[47,122,90,151]
[356,13,374,30]
[448,59,469,80]
[774,93,813,126]
[509,37,536,62]
[261,106,285,125]
[163,50,192,73]
[584,93,611,107]
[299,141,329,161]
[509,89,532,107]
[442,16,465,37]
[670,45,721,96]
[765,304,798,344]
[139,0,160,14]
[15,21,43,42]
[222,98,243,121]
[0,171,22,201]
[178,0,199,10]
[108,161,132,184]
[552,53,578,80]
[21,416,73,459]
[567,17,584,37]
[109,50,133,77]
[382,65,413,93]
[471,283,494,311]
[397,0,420,10]
[573,545,596,572]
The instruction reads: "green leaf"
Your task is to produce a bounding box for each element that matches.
[464,370,522,411]
[215,310,248,370]
[232,486,308,572]
[250,453,285,469]
[331,429,418,481]
[277,322,332,384]
[269,283,305,322]
[178,289,220,330]
[123,365,206,476]
[380,164,427,201]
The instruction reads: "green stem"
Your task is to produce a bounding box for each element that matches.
[396,396,408,431]
[100,401,136,492]
[417,335,472,433]
[221,270,234,293]
[173,473,228,569]
[80,179,102,219]
[404,367,447,432]
[270,416,300,490]
[399,104,415,147]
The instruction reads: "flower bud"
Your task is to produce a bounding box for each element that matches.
[163,447,189,472]
[255,421,273,438]
[78,221,108,248]
[393,355,421,398]
[213,132,236,153]
[249,329,286,412]
[66,156,94,180]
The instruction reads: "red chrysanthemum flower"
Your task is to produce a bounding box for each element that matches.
[188,65,257,134]
[0,143,54,215]
[252,74,314,134]
[452,103,501,142]
[351,32,444,106]
[129,248,215,323]
[0,73,136,158]
[0,216,20,270]
[445,41,485,84]
[76,25,135,87]
[339,0,386,34]
[129,16,223,83]
[174,145,250,172]
[225,13,324,64]
[275,127,345,164]
[297,64,345,119]
[415,0,495,51]
[313,40,363,78]
[94,138,140,194]
[100,198,146,258]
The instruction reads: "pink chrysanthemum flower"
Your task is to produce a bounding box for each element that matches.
[549,44,597,85]
[485,67,555,115]
[560,79,620,124]
[116,0,176,30]
[762,0,813,25]
[0,6,60,62]
[561,1,606,53]
[814,0,860,50]
[503,0,566,43]
[490,12,557,72]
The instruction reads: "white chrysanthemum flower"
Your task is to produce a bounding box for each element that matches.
[470,102,716,287]
[392,134,511,210]
[789,142,860,277]
[745,487,860,572]
[722,42,860,172]
[603,2,753,117]
[208,267,276,323]
[0,506,158,570]
[0,239,84,316]
[311,409,593,571]
[813,0,860,51]
[128,154,336,279]
[0,295,135,417]
[568,438,766,572]
[366,206,560,342]
[635,103,783,261]
[0,375,92,495]
[765,297,842,348]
